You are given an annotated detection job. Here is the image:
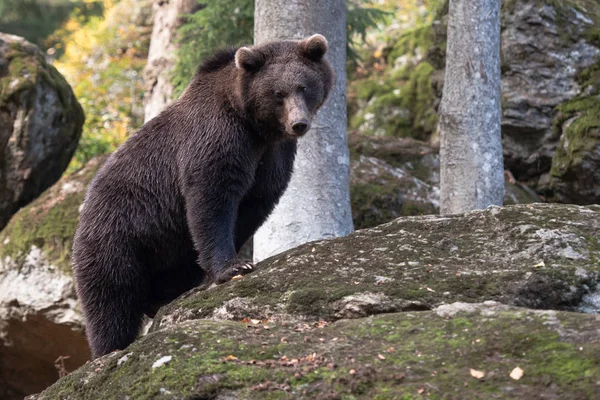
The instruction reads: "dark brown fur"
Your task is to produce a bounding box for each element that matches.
[72,35,333,358]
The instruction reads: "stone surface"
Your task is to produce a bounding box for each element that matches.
[349,0,600,203]
[7,179,599,399]
[349,134,540,229]
[0,157,105,400]
[150,204,600,332]
[29,299,600,398]
[500,1,600,185]
[0,33,84,231]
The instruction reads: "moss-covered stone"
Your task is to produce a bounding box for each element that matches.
[548,62,600,203]
[0,158,103,400]
[151,204,600,332]
[29,302,600,399]
[0,33,85,231]
[0,156,105,274]
[349,0,600,204]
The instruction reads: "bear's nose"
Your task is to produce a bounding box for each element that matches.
[292,119,310,135]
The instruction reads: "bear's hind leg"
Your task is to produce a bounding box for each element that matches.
[75,252,148,358]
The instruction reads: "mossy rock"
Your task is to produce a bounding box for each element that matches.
[348,0,600,202]
[548,67,600,203]
[349,134,440,229]
[150,204,600,332]
[0,33,85,231]
[0,156,106,274]
[348,134,540,229]
[29,302,600,399]
[0,157,105,400]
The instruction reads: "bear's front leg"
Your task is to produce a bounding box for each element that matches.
[183,172,255,285]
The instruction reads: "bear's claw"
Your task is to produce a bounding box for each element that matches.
[215,259,255,284]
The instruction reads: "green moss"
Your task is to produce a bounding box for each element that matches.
[0,39,78,111]
[35,308,600,399]
[0,157,103,273]
[549,93,600,180]
[288,288,329,316]
[0,192,82,272]
[349,20,442,139]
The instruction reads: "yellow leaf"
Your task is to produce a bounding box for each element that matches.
[510,367,524,380]
[470,369,485,379]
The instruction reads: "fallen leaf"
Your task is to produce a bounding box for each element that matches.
[510,367,524,380]
[250,319,261,325]
[470,369,485,379]
[349,369,356,375]
[417,388,425,394]
[231,274,244,281]
[426,287,436,292]
[377,353,386,360]
[534,261,545,268]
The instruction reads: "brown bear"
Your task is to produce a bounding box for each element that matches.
[72,34,334,358]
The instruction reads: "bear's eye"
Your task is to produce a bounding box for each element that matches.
[275,90,286,99]
[298,84,307,93]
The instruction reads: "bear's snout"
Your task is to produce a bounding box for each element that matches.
[291,119,310,135]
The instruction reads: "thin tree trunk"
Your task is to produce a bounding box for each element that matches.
[143,0,198,122]
[439,0,504,214]
[253,0,354,262]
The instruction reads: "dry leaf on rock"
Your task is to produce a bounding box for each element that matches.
[470,368,485,379]
[510,367,524,380]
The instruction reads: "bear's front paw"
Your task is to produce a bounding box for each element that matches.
[214,259,254,284]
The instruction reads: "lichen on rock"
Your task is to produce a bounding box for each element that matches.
[0,32,84,231]
[0,157,106,400]
[28,302,600,399]
[151,204,600,333]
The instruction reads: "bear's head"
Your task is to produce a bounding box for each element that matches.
[234,34,334,140]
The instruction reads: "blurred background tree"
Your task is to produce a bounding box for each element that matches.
[0,0,103,53]
[51,0,153,172]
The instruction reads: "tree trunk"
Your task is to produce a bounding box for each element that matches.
[439,0,504,214]
[253,0,354,262]
[143,0,198,122]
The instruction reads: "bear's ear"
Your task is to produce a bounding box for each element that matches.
[300,34,328,61]
[235,47,265,72]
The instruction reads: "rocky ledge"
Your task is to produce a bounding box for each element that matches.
[28,203,600,399]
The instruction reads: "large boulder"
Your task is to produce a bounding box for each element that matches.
[349,0,600,203]
[349,134,540,229]
[0,33,84,231]
[0,157,106,400]
[28,203,600,399]
[500,1,600,187]
[548,73,600,204]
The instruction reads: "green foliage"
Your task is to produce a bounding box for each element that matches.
[0,0,103,52]
[173,0,254,96]
[172,0,390,96]
[347,0,445,138]
[52,0,153,172]
[346,0,391,67]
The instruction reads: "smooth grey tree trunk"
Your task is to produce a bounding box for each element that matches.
[143,0,198,122]
[439,0,504,214]
[253,0,354,262]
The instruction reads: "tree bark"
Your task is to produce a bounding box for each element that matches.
[253,0,354,262]
[142,0,198,122]
[439,0,504,214]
